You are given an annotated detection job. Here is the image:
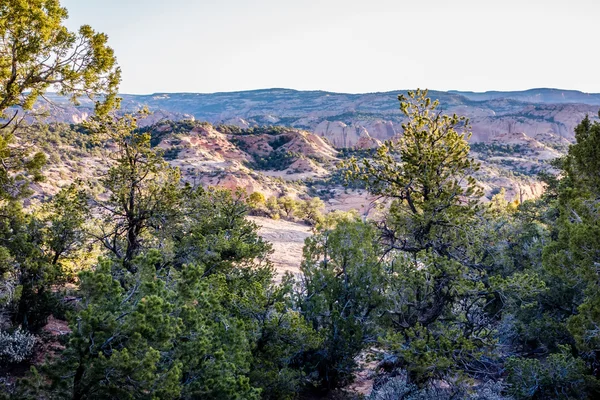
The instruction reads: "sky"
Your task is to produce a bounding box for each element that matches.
[61,0,600,95]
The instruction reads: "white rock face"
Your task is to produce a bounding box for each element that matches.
[71,112,89,124]
[311,120,397,147]
[222,117,250,129]
[470,117,577,142]
[314,121,376,148]
[360,120,398,141]
[311,104,595,147]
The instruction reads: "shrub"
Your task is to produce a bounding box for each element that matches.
[278,196,297,219]
[295,219,385,389]
[506,349,599,399]
[0,328,36,364]
[247,191,266,213]
[266,196,281,218]
[370,376,512,400]
[253,151,297,171]
[297,197,325,226]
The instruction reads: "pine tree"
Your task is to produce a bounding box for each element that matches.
[346,89,482,256]
[0,0,120,119]
[346,90,498,385]
[0,185,89,330]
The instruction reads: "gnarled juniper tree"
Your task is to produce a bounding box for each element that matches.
[346,89,500,385]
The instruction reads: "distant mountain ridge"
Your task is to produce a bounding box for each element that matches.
[449,88,600,105]
[38,88,600,147]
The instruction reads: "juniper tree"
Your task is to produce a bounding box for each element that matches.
[0,0,120,201]
[174,187,272,276]
[0,0,120,119]
[0,185,89,330]
[294,217,385,390]
[346,89,482,256]
[88,113,182,273]
[522,112,600,398]
[346,90,501,385]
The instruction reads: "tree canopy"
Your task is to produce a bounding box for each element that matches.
[0,0,120,120]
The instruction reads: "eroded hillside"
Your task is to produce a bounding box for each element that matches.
[24,118,558,207]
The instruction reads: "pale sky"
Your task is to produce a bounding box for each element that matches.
[61,0,599,95]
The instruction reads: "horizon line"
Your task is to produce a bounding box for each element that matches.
[101,87,600,97]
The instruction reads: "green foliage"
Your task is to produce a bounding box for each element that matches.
[27,194,315,399]
[2,114,319,398]
[0,0,119,200]
[293,218,385,389]
[40,184,90,274]
[89,113,182,272]
[315,209,360,231]
[345,89,482,261]
[65,253,184,399]
[563,113,600,193]
[383,253,494,384]
[247,191,267,216]
[506,348,599,399]
[346,89,481,231]
[0,0,121,117]
[252,150,298,171]
[297,197,325,226]
[6,85,600,400]
[258,195,325,226]
[474,112,600,400]
[248,191,266,207]
[278,196,298,219]
[246,281,322,400]
[267,135,291,150]
[535,112,600,392]
[174,187,272,275]
[0,184,88,330]
[0,130,46,200]
[265,195,281,219]
[32,251,261,399]
[345,90,498,386]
